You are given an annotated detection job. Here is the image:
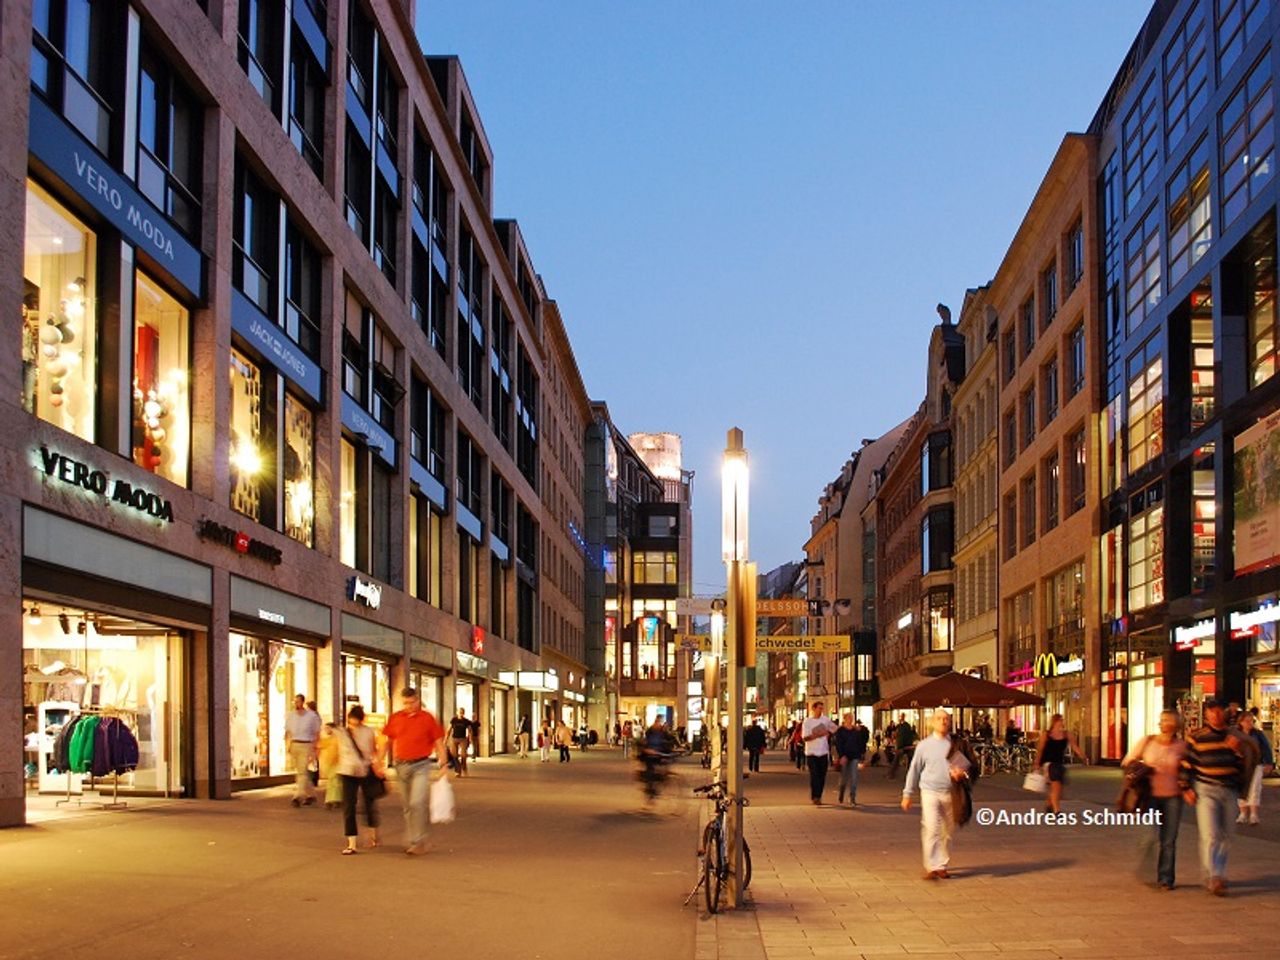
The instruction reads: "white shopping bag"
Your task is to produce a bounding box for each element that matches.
[429,775,456,823]
[1022,768,1048,794]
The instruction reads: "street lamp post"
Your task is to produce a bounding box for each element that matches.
[721,428,755,909]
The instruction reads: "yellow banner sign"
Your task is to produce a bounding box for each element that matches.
[676,634,850,653]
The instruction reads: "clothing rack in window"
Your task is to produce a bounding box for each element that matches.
[55,706,137,811]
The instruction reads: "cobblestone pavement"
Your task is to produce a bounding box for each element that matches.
[699,752,1279,960]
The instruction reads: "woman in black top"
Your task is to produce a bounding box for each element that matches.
[1036,713,1089,813]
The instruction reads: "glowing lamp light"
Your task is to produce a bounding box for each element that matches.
[721,428,749,563]
[230,438,262,476]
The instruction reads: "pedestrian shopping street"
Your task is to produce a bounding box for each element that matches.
[1,747,1276,960]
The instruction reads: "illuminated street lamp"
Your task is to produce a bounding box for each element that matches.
[720,428,755,909]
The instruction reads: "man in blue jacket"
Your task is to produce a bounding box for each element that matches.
[833,714,869,807]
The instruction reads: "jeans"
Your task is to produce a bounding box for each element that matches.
[806,754,830,801]
[920,788,954,871]
[559,744,571,762]
[1143,794,1183,886]
[838,757,861,803]
[289,741,314,800]
[1194,780,1237,881]
[340,773,381,839]
[451,739,469,775]
[396,759,433,847]
[748,748,762,772]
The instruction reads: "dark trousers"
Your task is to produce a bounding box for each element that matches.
[806,755,829,800]
[559,744,571,762]
[793,745,805,769]
[340,773,381,839]
[887,745,911,778]
[748,748,762,772]
[1147,794,1184,886]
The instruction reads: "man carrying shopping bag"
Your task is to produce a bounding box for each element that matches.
[382,687,451,855]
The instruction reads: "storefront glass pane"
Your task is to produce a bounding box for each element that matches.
[229,633,316,779]
[23,181,97,441]
[283,393,314,547]
[340,438,357,566]
[23,602,183,794]
[229,349,263,520]
[132,273,189,485]
[343,654,390,728]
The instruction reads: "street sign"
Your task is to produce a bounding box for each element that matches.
[756,598,808,617]
[676,634,851,653]
[676,597,716,617]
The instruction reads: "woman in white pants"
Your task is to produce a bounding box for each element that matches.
[1237,712,1273,825]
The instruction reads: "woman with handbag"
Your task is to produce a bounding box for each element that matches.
[1035,714,1088,813]
[1122,709,1186,889]
[337,705,383,855]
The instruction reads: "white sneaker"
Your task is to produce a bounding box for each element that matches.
[1236,813,1247,823]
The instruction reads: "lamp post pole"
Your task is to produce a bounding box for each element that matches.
[722,428,755,909]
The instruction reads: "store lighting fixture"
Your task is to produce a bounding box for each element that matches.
[58,612,71,635]
[26,603,42,626]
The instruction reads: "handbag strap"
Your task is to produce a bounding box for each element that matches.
[344,726,372,768]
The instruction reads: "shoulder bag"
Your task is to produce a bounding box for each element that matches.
[345,727,387,800]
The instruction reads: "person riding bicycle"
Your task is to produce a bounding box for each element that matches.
[639,719,676,799]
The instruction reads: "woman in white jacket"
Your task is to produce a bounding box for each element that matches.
[337,705,382,855]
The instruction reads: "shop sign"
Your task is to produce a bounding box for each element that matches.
[341,393,396,468]
[28,94,203,298]
[257,608,285,625]
[231,291,322,404]
[897,611,914,629]
[1229,603,1280,633]
[1033,653,1085,678]
[37,445,174,522]
[471,626,485,655]
[1057,656,1084,676]
[456,651,488,675]
[197,517,282,565]
[1174,618,1215,650]
[1006,662,1035,688]
[348,576,382,609]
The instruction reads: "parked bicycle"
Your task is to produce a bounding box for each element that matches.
[685,781,752,914]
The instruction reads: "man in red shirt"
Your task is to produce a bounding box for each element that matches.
[382,687,449,855]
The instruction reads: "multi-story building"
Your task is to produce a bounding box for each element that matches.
[952,287,1001,683]
[3,0,594,826]
[994,133,1103,747]
[756,560,805,731]
[585,407,691,730]
[1089,0,1280,756]
[876,309,965,705]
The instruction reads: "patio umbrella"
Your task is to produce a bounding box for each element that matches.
[874,671,1044,710]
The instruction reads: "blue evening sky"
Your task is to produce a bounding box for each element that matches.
[415,1,1152,596]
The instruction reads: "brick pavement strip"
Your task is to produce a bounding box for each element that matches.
[714,753,1278,960]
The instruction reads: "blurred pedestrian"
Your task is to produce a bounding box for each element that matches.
[802,702,838,805]
[555,719,573,762]
[448,709,472,776]
[1180,698,1252,895]
[539,717,552,762]
[622,719,634,758]
[1236,711,1273,825]
[516,714,531,758]
[318,721,343,809]
[744,718,766,774]
[469,713,482,764]
[1035,714,1089,813]
[834,714,869,807]
[789,721,805,770]
[1123,709,1186,889]
[887,713,917,780]
[901,710,971,879]
[578,722,589,751]
[284,693,321,807]
[337,705,382,855]
[382,687,449,855]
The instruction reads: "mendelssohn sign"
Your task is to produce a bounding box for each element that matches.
[38,445,174,522]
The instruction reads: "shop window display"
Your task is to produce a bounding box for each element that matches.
[343,655,391,729]
[282,393,314,547]
[22,181,97,441]
[132,273,190,485]
[229,349,263,520]
[22,602,183,794]
[228,634,315,779]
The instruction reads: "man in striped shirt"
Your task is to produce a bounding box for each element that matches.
[1179,698,1250,896]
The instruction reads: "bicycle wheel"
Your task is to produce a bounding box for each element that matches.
[742,839,752,890]
[702,822,722,914]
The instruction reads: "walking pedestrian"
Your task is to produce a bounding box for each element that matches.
[801,702,838,805]
[448,709,472,776]
[337,705,382,855]
[1035,714,1089,813]
[834,714,869,807]
[284,693,321,806]
[622,719,634,758]
[1180,698,1254,895]
[382,687,449,855]
[887,713,917,779]
[744,718,766,774]
[1122,709,1186,889]
[555,719,573,762]
[469,713,482,764]
[789,721,805,770]
[900,710,971,879]
[318,721,343,809]
[539,717,552,762]
[578,722,589,751]
[516,714,531,758]
[1236,710,1273,825]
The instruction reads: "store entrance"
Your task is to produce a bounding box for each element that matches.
[22,601,187,797]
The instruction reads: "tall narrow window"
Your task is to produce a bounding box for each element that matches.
[1042,355,1059,425]
[1067,220,1085,292]
[132,273,190,486]
[1164,8,1208,149]
[1020,473,1037,549]
[283,393,314,547]
[1041,262,1058,329]
[1220,56,1274,228]
[1217,0,1269,78]
[137,45,203,238]
[1128,485,1165,610]
[1020,297,1035,359]
[238,0,282,112]
[1003,491,1018,560]
[340,437,358,567]
[1167,137,1212,285]
[1123,78,1160,214]
[234,160,279,318]
[288,31,326,178]
[22,180,98,442]
[1068,426,1087,515]
[230,349,264,521]
[1190,285,1216,429]
[1068,324,1086,397]
[1127,342,1164,474]
[1043,452,1060,532]
[1246,217,1278,387]
[1191,445,1216,592]
[284,220,322,360]
[1126,205,1162,333]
